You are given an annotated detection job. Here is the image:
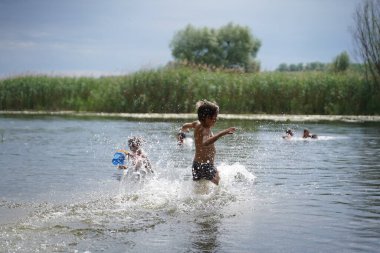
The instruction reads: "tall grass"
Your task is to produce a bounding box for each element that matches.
[0,67,379,115]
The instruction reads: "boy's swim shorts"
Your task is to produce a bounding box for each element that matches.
[192,161,217,181]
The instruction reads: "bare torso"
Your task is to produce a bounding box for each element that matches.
[194,123,216,164]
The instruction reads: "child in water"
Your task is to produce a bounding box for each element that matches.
[303,129,318,139]
[180,100,236,185]
[282,129,294,139]
[115,136,153,173]
[177,132,186,145]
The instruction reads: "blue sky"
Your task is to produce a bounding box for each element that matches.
[0,0,362,77]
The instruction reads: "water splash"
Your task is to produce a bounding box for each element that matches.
[183,137,194,148]
[0,162,255,252]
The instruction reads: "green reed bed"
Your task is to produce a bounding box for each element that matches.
[0,68,379,115]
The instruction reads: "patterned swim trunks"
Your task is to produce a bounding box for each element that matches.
[192,161,217,181]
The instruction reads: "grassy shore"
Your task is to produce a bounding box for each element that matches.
[1,66,379,115]
[1,110,380,123]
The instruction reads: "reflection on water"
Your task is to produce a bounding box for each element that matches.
[0,116,379,252]
[190,213,220,252]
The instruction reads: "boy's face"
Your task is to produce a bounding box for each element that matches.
[204,114,218,127]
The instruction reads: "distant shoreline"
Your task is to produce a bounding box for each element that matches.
[1,110,380,123]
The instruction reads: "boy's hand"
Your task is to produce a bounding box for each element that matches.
[225,127,236,135]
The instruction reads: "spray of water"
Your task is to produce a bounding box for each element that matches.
[0,153,255,252]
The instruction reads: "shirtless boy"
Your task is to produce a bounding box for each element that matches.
[180,100,236,185]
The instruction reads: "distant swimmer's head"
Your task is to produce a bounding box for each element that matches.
[303,129,311,138]
[128,136,144,151]
[177,132,186,144]
[178,132,186,139]
[286,129,294,136]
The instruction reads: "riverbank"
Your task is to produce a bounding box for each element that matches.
[1,68,379,115]
[1,110,380,122]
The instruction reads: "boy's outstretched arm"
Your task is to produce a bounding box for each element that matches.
[181,121,199,132]
[203,127,236,146]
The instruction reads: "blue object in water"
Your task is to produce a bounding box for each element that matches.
[112,152,126,165]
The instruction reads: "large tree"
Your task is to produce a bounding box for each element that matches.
[332,51,350,72]
[170,23,261,72]
[352,0,380,88]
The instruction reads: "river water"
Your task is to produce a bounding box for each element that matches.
[0,115,379,253]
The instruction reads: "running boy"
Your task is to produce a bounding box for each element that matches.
[180,100,236,185]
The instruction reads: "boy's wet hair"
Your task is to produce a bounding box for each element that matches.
[128,136,145,147]
[196,100,219,121]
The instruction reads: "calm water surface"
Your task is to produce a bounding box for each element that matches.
[0,116,379,253]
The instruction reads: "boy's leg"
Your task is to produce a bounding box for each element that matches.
[211,171,220,185]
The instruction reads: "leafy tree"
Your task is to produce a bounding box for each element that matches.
[296,63,304,71]
[277,63,289,72]
[305,62,326,71]
[277,62,329,72]
[352,0,380,88]
[216,23,261,70]
[332,51,350,72]
[289,64,299,72]
[169,25,219,66]
[170,23,261,72]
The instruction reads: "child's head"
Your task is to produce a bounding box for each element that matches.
[128,136,144,151]
[286,129,293,136]
[196,100,219,122]
[177,132,186,140]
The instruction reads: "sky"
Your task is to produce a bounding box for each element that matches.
[0,0,363,77]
